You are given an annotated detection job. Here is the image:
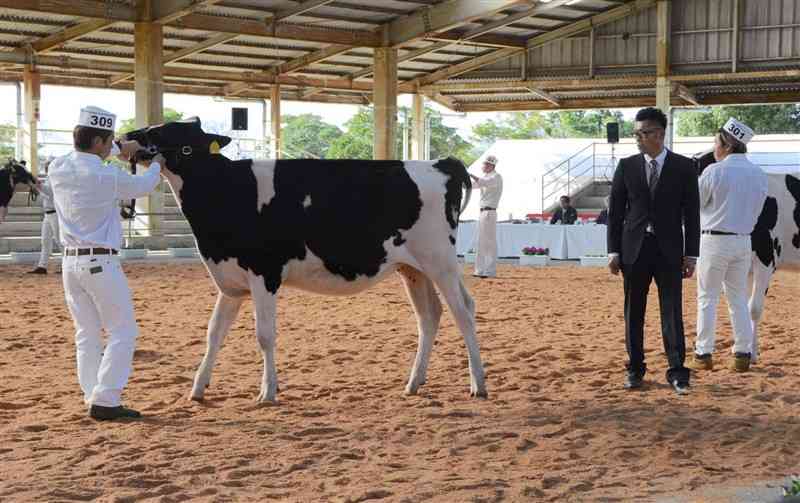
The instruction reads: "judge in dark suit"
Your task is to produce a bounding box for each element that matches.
[607,107,700,395]
[550,195,578,224]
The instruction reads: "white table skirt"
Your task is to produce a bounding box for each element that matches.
[456,222,607,260]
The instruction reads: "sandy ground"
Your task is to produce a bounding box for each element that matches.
[0,262,798,503]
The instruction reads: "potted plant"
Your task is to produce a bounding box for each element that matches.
[783,475,800,502]
[519,246,550,266]
[463,248,476,264]
[580,254,608,267]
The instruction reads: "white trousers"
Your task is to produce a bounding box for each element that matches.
[37,213,60,268]
[695,234,753,356]
[475,209,498,277]
[62,253,139,407]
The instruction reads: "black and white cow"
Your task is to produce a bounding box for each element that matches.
[0,159,38,223]
[695,151,800,362]
[125,118,486,403]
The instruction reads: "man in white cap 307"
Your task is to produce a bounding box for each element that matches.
[47,105,165,420]
[690,118,768,373]
[469,155,503,278]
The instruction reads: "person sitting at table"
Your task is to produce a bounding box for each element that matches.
[595,196,610,225]
[550,195,578,225]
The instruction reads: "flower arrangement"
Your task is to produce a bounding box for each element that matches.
[522,246,549,256]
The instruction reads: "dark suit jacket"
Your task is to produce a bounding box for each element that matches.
[550,206,578,225]
[607,151,700,266]
[595,209,608,225]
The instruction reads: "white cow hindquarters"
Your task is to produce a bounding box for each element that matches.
[38,213,60,268]
[475,209,498,277]
[62,253,138,407]
[695,234,754,356]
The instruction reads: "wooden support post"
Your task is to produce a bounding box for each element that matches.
[270,85,281,158]
[732,0,740,73]
[373,47,397,160]
[23,65,40,176]
[656,0,672,148]
[411,93,426,160]
[134,19,164,235]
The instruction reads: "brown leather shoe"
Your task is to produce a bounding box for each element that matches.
[89,404,141,421]
[688,353,713,371]
[730,353,751,372]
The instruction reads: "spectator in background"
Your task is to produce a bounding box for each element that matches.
[550,195,578,225]
[595,196,610,225]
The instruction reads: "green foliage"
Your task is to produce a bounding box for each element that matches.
[0,123,17,160]
[469,110,633,148]
[784,475,800,497]
[676,105,800,136]
[281,113,343,159]
[327,106,477,164]
[117,108,185,136]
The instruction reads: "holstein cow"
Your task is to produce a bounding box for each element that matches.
[125,118,487,403]
[0,159,38,223]
[695,151,800,362]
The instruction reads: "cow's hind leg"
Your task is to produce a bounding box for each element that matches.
[397,265,443,395]
[250,279,280,404]
[191,292,244,401]
[430,271,486,398]
[748,259,774,364]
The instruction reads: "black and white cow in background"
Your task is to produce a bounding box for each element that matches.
[125,118,486,403]
[0,159,38,223]
[695,151,800,362]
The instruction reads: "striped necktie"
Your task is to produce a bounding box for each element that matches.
[648,159,659,197]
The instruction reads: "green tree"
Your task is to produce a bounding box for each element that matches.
[281,113,343,159]
[0,123,16,160]
[470,112,548,150]
[118,108,184,136]
[676,104,800,136]
[327,106,476,164]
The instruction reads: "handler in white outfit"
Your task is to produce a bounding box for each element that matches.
[470,155,503,278]
[48,106,162,420]
[690,118,767,373]
[29,158,60,274]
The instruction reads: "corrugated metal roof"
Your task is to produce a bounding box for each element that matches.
[0,0,796,110]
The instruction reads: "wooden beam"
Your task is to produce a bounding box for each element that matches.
[109,32,237,86]
[350,41,451,81]
[387,0,534,47]
[0,0,134,21]
[421,91,458,111]
[670,69,800,83]
[426,31,527,48]
[153,0,225,24]
[421,76,655,92]
[373,47,397,160]
[27,19,114,53]
[673,83,700,106]
[453,0,574,43]
[525,86,560,106]
[23,66,40,175]
[268,0,337,24]
[400,0,657,92]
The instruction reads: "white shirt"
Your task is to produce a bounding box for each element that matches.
[698,153,768,235]
[474,171,503,209]
[38,178,55,211]
[48,151,161,250]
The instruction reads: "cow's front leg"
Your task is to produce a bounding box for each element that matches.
[191,293,244,401]
[250,278,279,404]
[748,259,774,364]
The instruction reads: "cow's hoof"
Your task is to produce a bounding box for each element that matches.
[404,385,419,396]
[470,390,489,399]
[189,395,204,403]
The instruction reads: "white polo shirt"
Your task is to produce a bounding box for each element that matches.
[698,154,768,235]
[474,171,503,209]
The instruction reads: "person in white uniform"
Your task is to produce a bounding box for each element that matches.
[469,155,503,278]
[690,118,768,373]
[48,106,163,420]
[29,157,60,274]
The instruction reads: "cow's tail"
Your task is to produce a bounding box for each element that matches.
[459,164,472,218]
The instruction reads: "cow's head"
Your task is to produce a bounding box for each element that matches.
[692,148,716,176]
[123,117,231,174]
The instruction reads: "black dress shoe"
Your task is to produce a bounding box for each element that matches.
[671,380,690,396]
[89,404,141,421]
[624,373,643,390]
[27,267,47,274]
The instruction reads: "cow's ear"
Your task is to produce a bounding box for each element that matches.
[207,134,232,153]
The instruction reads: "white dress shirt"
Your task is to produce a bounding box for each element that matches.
[698,153,768,235]
[474,171,503,209]
[48,151,161,250]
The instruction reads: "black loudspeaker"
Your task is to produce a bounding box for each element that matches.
[606,122,619,144]
[232,107,248,131]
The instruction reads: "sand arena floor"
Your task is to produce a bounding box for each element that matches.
[0,263,798,502]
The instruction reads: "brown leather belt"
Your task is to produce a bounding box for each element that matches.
[480,207,496,211]
[64,248,118,256]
